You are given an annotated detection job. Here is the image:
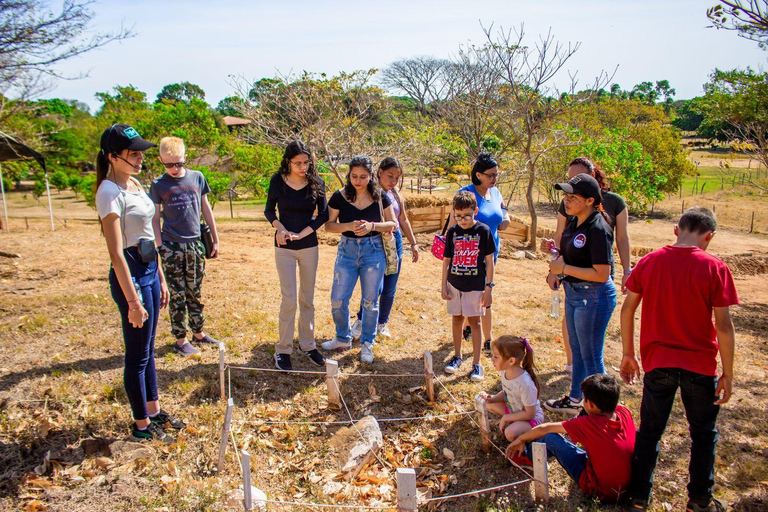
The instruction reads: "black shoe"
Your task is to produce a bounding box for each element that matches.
[629,497,649,511]
[483,339,491,353]
[150,409,186,430]
[275,353,292,371]
[462,326,472,342]
[129,422,174,444]
[686,499,726,512]
[302,349,325,367]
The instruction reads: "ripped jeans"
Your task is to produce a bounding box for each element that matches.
[331,235,386,345]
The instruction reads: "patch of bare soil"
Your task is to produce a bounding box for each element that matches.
[0,201,767,511]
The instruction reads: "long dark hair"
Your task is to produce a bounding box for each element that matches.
[96,150,111,191]
[278,140,324,201]
[492,335,540,397]
[568,157,612,225]
[377,156,403,210]
[471,152,498,186]
[343,155,380,203]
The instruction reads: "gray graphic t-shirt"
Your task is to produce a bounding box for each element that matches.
[149,169,211,243]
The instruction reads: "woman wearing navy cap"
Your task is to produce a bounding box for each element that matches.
[543,173,617,416]
[95,124,185,443]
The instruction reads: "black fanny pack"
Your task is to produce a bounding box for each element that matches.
[137,239,158,263]
[200,222,214,259]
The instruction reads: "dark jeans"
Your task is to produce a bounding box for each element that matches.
[357,229,403,325]
[630,368,720,504]
[525,433,587,484]
[109,247,160,421]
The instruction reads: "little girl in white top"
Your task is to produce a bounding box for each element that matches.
[480,335,545,442]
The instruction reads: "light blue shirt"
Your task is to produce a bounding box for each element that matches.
[459,184,504,260]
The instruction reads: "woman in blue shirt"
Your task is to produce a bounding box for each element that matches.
[457,153,511,351]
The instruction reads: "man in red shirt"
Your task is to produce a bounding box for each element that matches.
[507,374,636,503]
[620,207,738,512]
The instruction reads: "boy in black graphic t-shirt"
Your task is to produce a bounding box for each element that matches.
[441,191,496,381]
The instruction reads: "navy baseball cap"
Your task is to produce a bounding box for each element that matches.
[555,173,602,206]
[100,124,156,154]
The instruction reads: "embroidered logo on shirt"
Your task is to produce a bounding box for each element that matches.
[573,233,587,248]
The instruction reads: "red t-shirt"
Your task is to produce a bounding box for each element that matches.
[625,245,739,376]
[562,405,636,502]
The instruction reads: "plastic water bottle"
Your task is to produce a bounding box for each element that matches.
[131,277,144,305]
[550,291,560,318]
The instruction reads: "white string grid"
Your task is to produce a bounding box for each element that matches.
[222,362,537,508]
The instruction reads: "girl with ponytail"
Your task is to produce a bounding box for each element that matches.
[480,335,545,443]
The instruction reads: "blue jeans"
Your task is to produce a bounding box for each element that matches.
[630,368,720,504]
[109,247,160,421]
[331,235,386,345]
[525,433,587,484]
[356,229,403,325]
[564,280,617,400]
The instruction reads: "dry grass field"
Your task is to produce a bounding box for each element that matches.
[1,188,767,511]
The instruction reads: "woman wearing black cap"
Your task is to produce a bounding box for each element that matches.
[543,173,617,416]
[95,124,185,443]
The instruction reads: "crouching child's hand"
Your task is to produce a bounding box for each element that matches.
[505,439,525,460]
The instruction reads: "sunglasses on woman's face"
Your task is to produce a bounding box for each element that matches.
[161,160,185,169]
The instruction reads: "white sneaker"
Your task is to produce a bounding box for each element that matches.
[321,339,352,351]
[565,364,573,374]
[377,323,391,338]
[360,343,374,364]
[470,364,485,382]
[350,319,362,339]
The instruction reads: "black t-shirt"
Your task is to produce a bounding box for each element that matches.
[443,222,496,292]
[327,190,392,238]
[264,173,329,250]
[560,211,614,283]
[558,191,626,231]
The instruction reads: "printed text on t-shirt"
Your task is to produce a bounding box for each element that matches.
[451,235,480,275]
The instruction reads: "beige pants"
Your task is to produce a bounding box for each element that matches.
[274,246,319,354]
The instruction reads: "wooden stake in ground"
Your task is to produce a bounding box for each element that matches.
[241,449,253,511]
[532,441,549,502]
[424,350,434,402]
[326,359,340,408]
[219,342,226,401]
[396,468,418,511]
[217,397,234,473]
[474,393,491,453]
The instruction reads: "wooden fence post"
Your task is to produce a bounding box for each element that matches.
[219,342,226,401]
[326,359,340,409]
[396,468,418,511]
[241,449,253,510]
[532,442,549,502]
[682,200,685,214]
[217,397,234,472]
[750,211,756,233]
[474,393,491,453]
[424,350,434,403]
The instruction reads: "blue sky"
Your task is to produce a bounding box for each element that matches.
[43,0,768,111]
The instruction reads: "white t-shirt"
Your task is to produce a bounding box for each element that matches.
[95,179,156,248]
[500,370,545,424]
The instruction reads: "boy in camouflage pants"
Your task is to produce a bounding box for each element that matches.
[150,137,220,358]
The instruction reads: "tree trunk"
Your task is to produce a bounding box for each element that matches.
[525,159,538,251]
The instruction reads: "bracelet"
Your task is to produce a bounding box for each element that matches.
[128,298,140,304]
[624,268,632,275]
[129,308,140,313]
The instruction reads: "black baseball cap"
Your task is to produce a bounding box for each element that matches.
[100,124,156,154]
[555,173,602,206]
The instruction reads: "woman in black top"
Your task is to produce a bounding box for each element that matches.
[543,173,618,415]
[265,141,329,371]
[321,155,397,364]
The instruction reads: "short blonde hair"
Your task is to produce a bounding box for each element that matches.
[159,137,185,158]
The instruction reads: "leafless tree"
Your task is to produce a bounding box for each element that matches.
[708,1,768,49]
[380,56,453,116]
[475,24,612,249]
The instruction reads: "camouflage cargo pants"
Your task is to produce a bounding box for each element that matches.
[159,240,206,339]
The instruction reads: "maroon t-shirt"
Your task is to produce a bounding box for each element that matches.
[562,405,636,502]
[625,245,739,376]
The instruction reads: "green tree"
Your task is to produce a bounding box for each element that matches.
[155,82,206,103]
[216,96,247,117]
[50,170,69,193]
[198,167,230,207]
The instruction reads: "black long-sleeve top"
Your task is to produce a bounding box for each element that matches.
[264,173,329,250]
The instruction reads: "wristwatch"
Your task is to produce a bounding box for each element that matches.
[485,282,495,288]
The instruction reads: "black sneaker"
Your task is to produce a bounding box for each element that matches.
[462,326,472,342]
[275,353,292,371]
[150,409,186,430]
[630,497,649,511]
[543,395,583,416]
[129,422,174,444]
[686,499,726,512]
[302,349,325,367]
[483,339,491,353]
